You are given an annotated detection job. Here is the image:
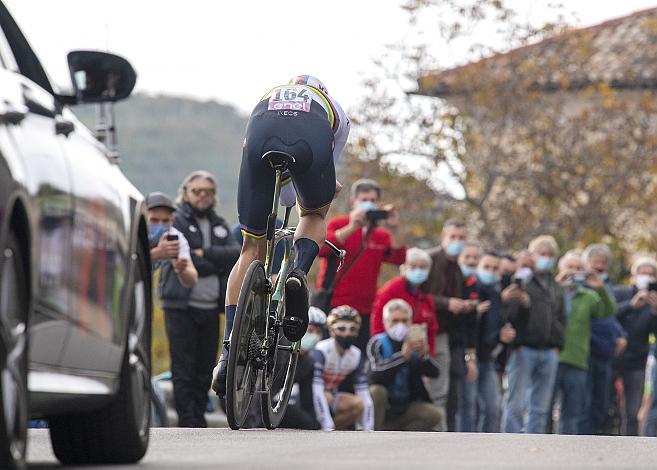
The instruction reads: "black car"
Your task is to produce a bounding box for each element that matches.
[0,2,152,468]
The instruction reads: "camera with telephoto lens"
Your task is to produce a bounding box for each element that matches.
[365,209,389,224]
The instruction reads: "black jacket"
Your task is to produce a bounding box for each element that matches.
[474,282,503,362]
[503,272,565,350]
[159,203,240,310]
[613,285,657,371]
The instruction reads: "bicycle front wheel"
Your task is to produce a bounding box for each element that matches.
[226,260,268,430]
[260,313,299,430]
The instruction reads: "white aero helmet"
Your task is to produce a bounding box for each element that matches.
[288,75,329,95]
[308,306,327,326]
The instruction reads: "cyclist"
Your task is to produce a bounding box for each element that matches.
[311,306,374,431]
[212,75,350,397]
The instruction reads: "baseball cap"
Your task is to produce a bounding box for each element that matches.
[146,192,175,212]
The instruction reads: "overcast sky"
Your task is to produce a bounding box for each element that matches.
[5,0,657,114]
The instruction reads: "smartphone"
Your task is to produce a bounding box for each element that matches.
[513,277,523,288]
[649,282,657,292]
[407,323,427,343]
[166,233,179,242]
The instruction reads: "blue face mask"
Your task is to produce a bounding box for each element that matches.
[477,269,500,286]
[535,256,555,272]
[406,268,429,285]
[445,240,464,257]
[460,264,477,278]
[356,200,378,212]
[148,224,169,245]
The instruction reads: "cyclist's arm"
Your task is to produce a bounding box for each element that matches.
[310,349,334,431]
[352,353,374,431]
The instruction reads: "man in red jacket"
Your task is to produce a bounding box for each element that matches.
[371,248,438,354]
[317,179,406,351]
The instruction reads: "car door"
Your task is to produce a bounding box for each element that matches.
[57,120,129,374]
[0,26,73,372]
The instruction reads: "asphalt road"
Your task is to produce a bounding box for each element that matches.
[27,428,657,470]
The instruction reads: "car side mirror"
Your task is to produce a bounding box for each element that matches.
[67,50,137,103]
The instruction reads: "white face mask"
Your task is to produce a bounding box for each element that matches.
[635,274,656,291]
[387,323,409,342]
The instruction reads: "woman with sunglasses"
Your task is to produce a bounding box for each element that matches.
[310,305,374,432]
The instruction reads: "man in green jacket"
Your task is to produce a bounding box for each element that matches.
[554,249,616,434]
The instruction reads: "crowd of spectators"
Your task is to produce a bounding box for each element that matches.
[148,174,657,435]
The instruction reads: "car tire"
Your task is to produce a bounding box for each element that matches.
[0,232,29,470]
[48,244,151,464]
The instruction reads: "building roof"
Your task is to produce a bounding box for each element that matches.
[417,7,657,97]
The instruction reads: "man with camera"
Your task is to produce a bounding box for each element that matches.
[612,256,657,435]
[316,179,406,351]
[159,171,240,427]
[500,235,565,434]
[368,299,442,431]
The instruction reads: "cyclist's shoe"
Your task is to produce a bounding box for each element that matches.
[211,342,229,398]
[283,268,309,342]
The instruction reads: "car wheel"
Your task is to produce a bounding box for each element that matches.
[0,232,28,470]
[49,243,151,464]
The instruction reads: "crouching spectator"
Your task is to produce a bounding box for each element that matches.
[368,299,442,431]
[311,306,374,431]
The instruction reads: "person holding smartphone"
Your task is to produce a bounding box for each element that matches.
[147,192,197,287]
[368,299,442,431]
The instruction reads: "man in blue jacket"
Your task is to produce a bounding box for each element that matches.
[612,256,657,435]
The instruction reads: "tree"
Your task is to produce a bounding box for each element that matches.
[348,0,657,267]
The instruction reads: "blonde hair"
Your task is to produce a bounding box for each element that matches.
[177,170,218,206]
[528,235,558,256]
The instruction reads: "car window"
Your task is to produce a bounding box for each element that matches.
[0,2,53,94]
[0,20,15,70]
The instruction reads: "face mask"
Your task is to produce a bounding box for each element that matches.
[460,264,477,278]
[148,224,169,246]
[572,272,588,286]
[186,202,212,218]
[356,200,378,212]
[405,268,429,285]
[599,272,610,283]
[635,274,655,290]
[445,240,464,257]
[300,332,321,351]
[535,256,555,272]
[335,335,356,350]
[477,269,499,286]
[387,323,409,342]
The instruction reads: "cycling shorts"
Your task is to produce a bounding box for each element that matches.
[237,98,336,239]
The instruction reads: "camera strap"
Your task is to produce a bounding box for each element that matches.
[321,227,373,295]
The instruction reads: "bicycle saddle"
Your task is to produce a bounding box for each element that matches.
[262,150,296,171]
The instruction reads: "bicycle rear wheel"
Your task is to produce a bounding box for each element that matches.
[260,306,299,429]
[226,260,268,430]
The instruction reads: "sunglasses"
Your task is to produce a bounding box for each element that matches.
[189,187,215,197]
[332,323,359,334]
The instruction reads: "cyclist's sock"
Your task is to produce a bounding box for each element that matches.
[293,238,319,274]
[223,304,237,343]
